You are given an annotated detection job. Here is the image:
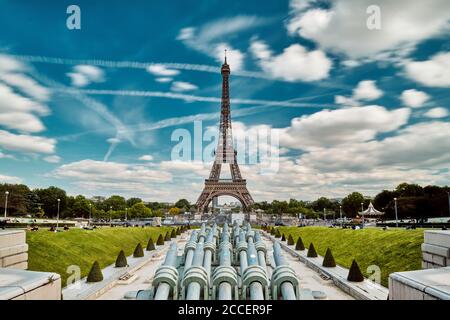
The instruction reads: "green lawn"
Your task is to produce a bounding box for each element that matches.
[277,226,424,287]
[27,226,174,287]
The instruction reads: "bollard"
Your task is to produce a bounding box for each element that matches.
[153,243,179,300]
[271,242,299,300]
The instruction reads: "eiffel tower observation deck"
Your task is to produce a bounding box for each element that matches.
[195,52,254,213]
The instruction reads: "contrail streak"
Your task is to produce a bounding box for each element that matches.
[52,88,337,109]
[10,54,270,79]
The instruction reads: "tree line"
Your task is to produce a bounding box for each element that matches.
[0,183,193,220]
[1,182,448,220]
[252,182,450,220]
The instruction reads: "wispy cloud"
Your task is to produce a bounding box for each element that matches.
[51,87,337,108]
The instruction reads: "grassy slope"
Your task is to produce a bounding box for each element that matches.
[27,226,174,287]
[277,226,424,287]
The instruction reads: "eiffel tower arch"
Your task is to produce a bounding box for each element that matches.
[195,53,254,213]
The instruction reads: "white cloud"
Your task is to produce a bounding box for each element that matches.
[171,81,198,92]
[0,130,56,154]
[0,72,50,102]
[43,155,61,163]
[214,43,244,71]
[353,80,383,101]
[299,121,450,172]
[0,174,22,184]
[176,15,269,71]
[0,112,45,133]
[53,160,172,193]
[250,40,332,81]
[138,155,154,161]
[176,27,195,40]
[107,137,121,144]
[279,105,410,149]
[155,77,173,83]
[335,80,383,106]
[424,107,449,118]
[147,64,180,77]
[405,52,450,87]
[67,65,105,87]
[287,0,450,60]
[400,89,430,108]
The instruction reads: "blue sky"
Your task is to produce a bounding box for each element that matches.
[0,0,449,202]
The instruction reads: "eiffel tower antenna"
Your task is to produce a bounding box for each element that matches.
[195,58,254,213]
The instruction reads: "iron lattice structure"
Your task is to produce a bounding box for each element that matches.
[195,57,254,213]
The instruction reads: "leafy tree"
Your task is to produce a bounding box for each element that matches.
[271,200,288,215]
[168,207,181,215]
[129,202,152,219]
[34,186,67,218]
[71,195,92,218]
[395,183,424,197]
[373,190,395,211]
[341,192,365,217]
[0,183,33,215]
[126,197,142,208]
[104,195,127,211]
[175,199,190,210]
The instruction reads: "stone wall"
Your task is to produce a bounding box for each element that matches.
[0,230,28,269]
[421,230,450,269]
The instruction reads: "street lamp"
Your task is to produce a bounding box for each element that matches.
[109,206,113,227]
[55,198,60,232]
[125,207,128,222]
[361,202,364,228]
[89,203,92,226]
[4,191,9,218]
[340,205,343,228]
[447,192,450,217]
[323,208,326,223]
[394,198,399,228]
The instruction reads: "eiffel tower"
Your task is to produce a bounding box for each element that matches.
[195,53,254,213]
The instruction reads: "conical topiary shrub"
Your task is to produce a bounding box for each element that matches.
[157,234,164,245]
[307,243,318,257]
[133,243,144,257]
[176,227,181,235]
[347,259,364,282]
[322,248,336,267]
[275,229,281,238]
[115,250,128,267]
[86,261,103,282]
[281,234,286,241]
[287,235,294,245]
[171,228,177,238]
[187,224,191,230]
[165,232,171,241]
[295,237,305,251]
[146,238,155,251]
[270,227,275,235]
